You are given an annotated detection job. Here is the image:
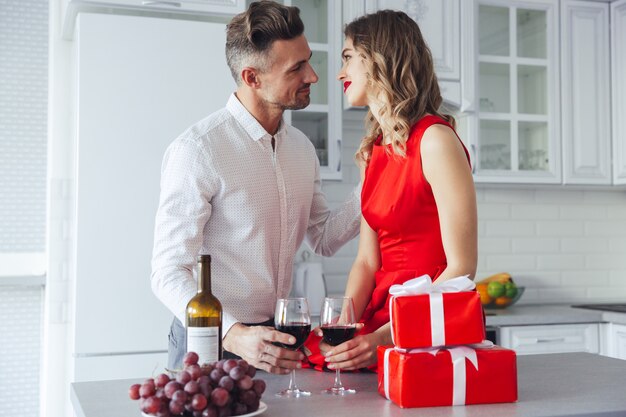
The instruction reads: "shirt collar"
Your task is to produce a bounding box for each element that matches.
[226,93,288,142]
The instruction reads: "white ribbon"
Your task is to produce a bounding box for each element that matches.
[388,275,475,346]
[383,341,494,405]
[449,346,478,405]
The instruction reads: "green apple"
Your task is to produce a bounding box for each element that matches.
[487,281,505,298]
[504,282,518,298]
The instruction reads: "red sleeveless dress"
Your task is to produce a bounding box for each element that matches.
[304,115,471,370]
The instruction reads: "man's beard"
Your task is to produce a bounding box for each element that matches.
[260,86,312,112]
[277,90,311,110]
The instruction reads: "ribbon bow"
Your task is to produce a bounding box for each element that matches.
[388,275,475,346]
[383,341,494,406]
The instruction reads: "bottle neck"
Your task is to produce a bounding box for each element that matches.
[198,259,211,294]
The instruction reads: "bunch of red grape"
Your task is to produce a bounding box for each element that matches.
[129,352,266,417]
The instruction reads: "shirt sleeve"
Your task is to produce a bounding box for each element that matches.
[151,138,220,328]
[304,158,362,256]
[221,310,239,339]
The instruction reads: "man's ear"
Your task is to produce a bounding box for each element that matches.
[241,67,261,88]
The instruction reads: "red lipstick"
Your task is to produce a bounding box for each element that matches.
[343,81,352,93]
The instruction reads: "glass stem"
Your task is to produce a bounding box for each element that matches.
[288,369,297,391]
[334,368,343,389]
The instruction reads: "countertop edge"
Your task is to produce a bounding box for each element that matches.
[484,305,624,327]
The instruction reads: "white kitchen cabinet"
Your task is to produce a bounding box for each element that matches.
[612,0,626,185]
[561,1,611,185]
[284,0,343,180]
[362,0,460,81]
[601,323,626,360]
[78,0,245,14]
[72,12,235,381]
[62,0,244,39]
[499,323,599,355]
[466,0,624,186]
[469,0,561,184]
[341,0,463,108]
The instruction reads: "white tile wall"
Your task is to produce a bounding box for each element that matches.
[314,110,626,303]
[0,286,43,417]
[0,1,48,417]
[0,0,48,253]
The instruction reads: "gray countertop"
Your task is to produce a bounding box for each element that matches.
[485,304,626,326]
[71,352,626,417]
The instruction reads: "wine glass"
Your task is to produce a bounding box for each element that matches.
[320,296,357,395]
[274,297,312,398]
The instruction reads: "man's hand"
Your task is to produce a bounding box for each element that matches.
[223,323,305,374]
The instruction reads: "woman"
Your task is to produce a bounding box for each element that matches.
[305,10,477,371]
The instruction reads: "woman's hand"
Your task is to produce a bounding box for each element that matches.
[318,324,383,370]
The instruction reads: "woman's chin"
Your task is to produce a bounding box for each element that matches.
[346,97,367,107]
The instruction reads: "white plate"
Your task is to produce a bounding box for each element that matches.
[141,401,267,417]
[243,401,268,417]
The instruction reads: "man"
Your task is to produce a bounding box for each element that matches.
[151,0,361,374]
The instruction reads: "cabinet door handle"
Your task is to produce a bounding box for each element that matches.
[533,337,566,344]
[470,144,477,174]
[336,139,342,172]
[142,1,182,7]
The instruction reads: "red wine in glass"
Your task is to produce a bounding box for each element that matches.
[321,325,356,346]
[274,298,311,398]
[274,322,311,349]
[320,297,357,395]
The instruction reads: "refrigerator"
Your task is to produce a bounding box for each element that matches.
[71,12,235,381]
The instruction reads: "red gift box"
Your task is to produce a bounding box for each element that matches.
[377,344,518,408]
[390,291,485,348]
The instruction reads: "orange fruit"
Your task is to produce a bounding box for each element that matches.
[476,283,492,305]
[494,296,511,306]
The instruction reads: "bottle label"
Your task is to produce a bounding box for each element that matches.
[187,326,219,365]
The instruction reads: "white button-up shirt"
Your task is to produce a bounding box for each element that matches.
[151,94,361,336]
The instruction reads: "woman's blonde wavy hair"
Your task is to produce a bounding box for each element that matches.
[345,10,456,164]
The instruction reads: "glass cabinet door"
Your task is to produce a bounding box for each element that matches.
[292,0,329,109]
[292,112,329,166]
[283,0,342,179]
[292,0,327,43]
[475,1,558,183]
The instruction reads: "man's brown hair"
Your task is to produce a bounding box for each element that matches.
[225,0,304,85]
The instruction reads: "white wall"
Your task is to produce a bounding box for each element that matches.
[319,110,626,304]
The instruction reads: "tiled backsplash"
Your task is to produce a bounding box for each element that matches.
[316,111,626,304]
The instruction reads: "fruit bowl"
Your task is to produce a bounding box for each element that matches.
[141,401,268,417]
[482,286,525,309]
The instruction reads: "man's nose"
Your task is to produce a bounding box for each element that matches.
[305,62,319,84]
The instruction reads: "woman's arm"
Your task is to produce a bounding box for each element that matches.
[421,124,478,283]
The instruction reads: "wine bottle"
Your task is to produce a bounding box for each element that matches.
[186,254,222,365]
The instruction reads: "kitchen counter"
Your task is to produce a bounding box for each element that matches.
[597,310,626,326]
[72,352,626,417]
[484,304,625,326]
